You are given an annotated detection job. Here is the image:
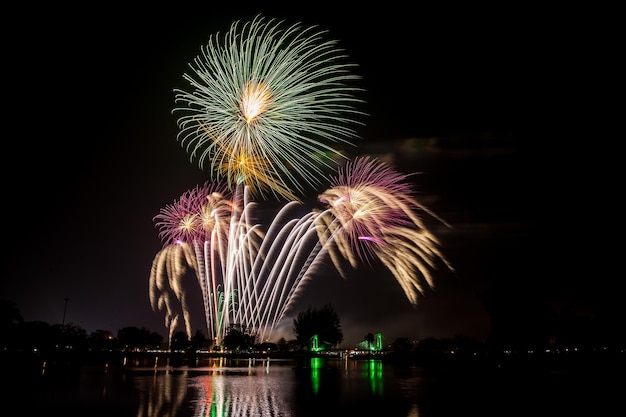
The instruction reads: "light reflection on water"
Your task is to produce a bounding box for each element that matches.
[6,354,620,417]
[187,363,296,417]
[130,357,404,417]
[133,371,188,417]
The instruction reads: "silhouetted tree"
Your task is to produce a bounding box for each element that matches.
[364,333,375,350]
[88,329,120,352]
[0,299,23,326]
[275,337,290,352]
[391,337,414,354]
[223,323,256,351]
[170,331,190,351]
[190,329,209,351]
[118,326,153,351]
[293,303,343,349]
[0,300,24,349]
[55,322,88,351]
[148,331,165,350]
[257,341,278,352]
[14,320,55,352]
[451,334,483,355]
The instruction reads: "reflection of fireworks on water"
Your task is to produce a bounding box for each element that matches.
[149,15,451,346]
[135,372,189,417]
[190,360,294,417]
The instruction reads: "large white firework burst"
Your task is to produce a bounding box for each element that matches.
[173,14,366,201]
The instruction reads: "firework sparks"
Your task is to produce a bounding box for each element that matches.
[173,14,366,201]
[316,156,454,305]
[150,183,325,345]
[149,241,199,344]
[150,15,451,347]
[154,181,233,245]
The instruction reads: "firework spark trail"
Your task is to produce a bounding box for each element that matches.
[149,242,200,344]
[193,240,212,340]
[187,185,266,345]
[220,185,263,343]
[245,205,323,342]
[211,197,325,342]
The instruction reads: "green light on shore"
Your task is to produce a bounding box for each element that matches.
[310,335,325,352]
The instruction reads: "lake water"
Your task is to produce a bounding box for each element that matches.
[3,353,623,416]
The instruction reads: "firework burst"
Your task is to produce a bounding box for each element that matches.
[316,156,454,305]
[153,181,233,245]
[173,14,366,201]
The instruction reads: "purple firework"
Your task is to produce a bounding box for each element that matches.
[153,181,232,245]
[317,156,453,305]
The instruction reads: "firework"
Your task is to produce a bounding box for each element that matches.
[173,14,366,201]
[316,156,454,305]
[149,241,199,344]
[154,181,233,245]
[150,183,326,344]
[151,15,451,347]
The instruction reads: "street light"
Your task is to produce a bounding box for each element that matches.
[62,297,69,326]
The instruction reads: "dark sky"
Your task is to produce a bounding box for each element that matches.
[5,4,597,348]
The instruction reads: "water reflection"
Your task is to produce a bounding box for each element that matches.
[131,357,296,417]
[7,353,619,416]
[134,371,188,417]
[365,359,384,396]
[310,357,322,394]
[198,358,293,417]
[189,365,294,416]
[131,357,402,417]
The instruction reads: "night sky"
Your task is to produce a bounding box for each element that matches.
[6,4,599,349]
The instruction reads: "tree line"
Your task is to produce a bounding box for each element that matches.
[0,299,346,354]
[3,297,621,362]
